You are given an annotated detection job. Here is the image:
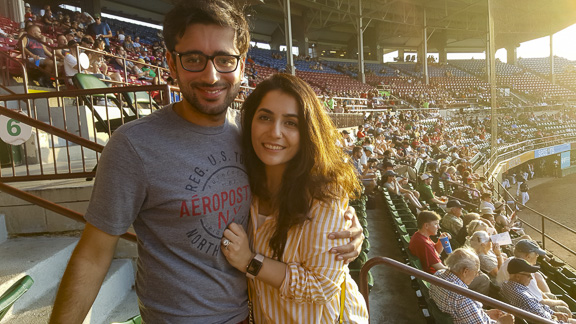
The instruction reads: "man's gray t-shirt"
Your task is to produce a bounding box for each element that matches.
[85,105,251,323]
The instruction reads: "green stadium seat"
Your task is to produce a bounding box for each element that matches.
[0,275,34,321]
[112,314,142,324]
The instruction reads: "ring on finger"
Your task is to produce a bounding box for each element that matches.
[222,238,231,249]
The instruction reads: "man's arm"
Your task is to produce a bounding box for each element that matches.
[49,223,120,324]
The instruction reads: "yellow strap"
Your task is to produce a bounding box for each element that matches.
[339,277,346,324]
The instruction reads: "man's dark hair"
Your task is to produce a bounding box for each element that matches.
[417,211,441,229]
[163,0,250,56]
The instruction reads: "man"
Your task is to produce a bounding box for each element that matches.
[86,13,112,48]
[50,1,362,323]
[409,211,449,274]
[502,258,576,323]
[430,248,514,324]
[519,179,530,206]
[22,24,54,75]
[479,192,495,212]
[496,240,571,317]
[133,36,142,52]
[441,200,464,235]
[418,174,446,207]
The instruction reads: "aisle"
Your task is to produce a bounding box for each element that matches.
[364,194,427,323]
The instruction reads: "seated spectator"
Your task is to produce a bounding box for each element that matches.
[441,200,464,236]
[382,170,422,210]
[470,231,505,279]
[54,34,70,60]
[357,125,366,139]
[341,130,354,151]
[350,146,377,192]
[479,192,495,212]
[123,35,135,52]
[418,174,447,208]
[135,58,159,84]
[497,241,571,316]
[63,41,109,86]
[502,258,576,323]
[430,248,514,324]
[21,24,55,86]
[409,211,449,274]
[451,209,474,240]
[116,29,125,44]
[133,36,142,52]
[42,8,57,28]
[479,208,499,235]
[24,5,36,22]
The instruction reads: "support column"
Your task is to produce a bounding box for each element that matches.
[506,46,517,65]
[356,0,365,83]
[283,0,295,75]
[487,0,498,165]
[377,45,384,63]
[423,9,429,85]
[398,49,405,61]
[438,48,447,64]
[550,33,555,85]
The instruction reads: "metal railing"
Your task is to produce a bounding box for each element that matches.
[0,50,29,94]
[0,84,170,181]
[491,177,576,258]
[483,134,576,174]
[359,257,554,323]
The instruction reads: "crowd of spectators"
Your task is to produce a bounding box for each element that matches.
[336,106,575,322]
[0,4,170,88]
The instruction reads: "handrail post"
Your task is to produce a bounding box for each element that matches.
[541,213,546,249]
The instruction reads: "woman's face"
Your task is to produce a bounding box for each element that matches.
[251,89,300,173]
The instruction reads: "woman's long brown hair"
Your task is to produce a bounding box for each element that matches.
[242,73,361,260]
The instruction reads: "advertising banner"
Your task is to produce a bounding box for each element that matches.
[534,143,571,158]
[561,151,570,169]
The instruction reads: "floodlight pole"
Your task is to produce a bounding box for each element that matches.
[550,33,555,85]
[487,0,498,165]
[357,0,366,84]
[283,0,295,75]
[423,9,429,86]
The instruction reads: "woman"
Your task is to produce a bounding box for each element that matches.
[470,230,505,279]
[382,170,422,210]
[222,74,368,323]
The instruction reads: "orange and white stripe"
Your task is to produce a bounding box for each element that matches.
[249,197,369,323]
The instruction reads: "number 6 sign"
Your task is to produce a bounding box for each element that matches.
[0,113,32,145]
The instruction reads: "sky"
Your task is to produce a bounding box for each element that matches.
[385,23,576,63]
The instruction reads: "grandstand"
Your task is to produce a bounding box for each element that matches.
[1,0,576,323]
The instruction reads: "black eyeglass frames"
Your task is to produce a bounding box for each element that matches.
[173,52,242,73]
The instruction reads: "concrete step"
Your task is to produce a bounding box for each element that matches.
[103,288,139,324]
[1,235,137,324]
[83,259,136,324]
[0,236,78,314]
[5,259,136,324]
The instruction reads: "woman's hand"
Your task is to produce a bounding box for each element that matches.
[221,222,253,273]
[493,242,502,256]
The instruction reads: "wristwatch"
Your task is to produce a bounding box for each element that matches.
[246,253,264,279]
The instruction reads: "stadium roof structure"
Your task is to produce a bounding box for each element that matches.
[98,0,576,54]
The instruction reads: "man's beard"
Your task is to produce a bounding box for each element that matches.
[180,80,241,117]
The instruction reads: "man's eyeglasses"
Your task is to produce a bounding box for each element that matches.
[173,51,241,73]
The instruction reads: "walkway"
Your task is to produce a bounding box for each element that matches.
[365,194,427,323]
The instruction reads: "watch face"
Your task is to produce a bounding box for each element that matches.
[247,258,263,276]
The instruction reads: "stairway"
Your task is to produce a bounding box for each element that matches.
[0,180,139,324]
